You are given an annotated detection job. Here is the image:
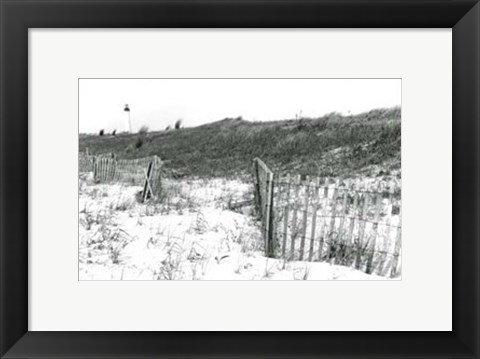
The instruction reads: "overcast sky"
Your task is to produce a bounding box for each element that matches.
[79,78,401,134]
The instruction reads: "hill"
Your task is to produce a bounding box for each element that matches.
[79,107,401,178]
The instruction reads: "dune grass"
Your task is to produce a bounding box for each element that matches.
[79,107,400,178]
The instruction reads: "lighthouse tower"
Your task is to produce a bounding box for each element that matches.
[124,104,132,133]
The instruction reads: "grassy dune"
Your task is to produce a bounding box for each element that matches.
[79,107,401,178]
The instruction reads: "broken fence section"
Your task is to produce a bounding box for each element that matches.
[79,151,163,200]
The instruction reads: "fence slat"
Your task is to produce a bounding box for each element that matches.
[96,157,101,181]
[105,158,109,181]
[345,186,359,266]
[308,177,321,261]
[282,174,291,259]
[334,186,349,265]
[326,183,339,262]
[92,157,97,181]
[366,188,382,274]
[355,188,370,270]
[377,186,394,276]
[299,176,310,260]
[103,158,107,182]
[317,185,329,261]
[390,196,402,278]
[99,158,102,181]
[289,174,302,260]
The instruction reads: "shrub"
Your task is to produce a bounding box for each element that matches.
[112,129,116,136]
[165,125,171,131]
[175,119,182,130]
[296,117,308,130]
[99,129,104,136]
[135,136,144,149]
[138,125,149,135]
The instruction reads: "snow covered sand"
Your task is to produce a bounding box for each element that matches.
[79,176,390,280]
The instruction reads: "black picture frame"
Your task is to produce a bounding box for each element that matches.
[1,0,479,358]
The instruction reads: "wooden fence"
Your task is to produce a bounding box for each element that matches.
[79,151,163,199]
[79,151,114,173]
[252,158,402,278]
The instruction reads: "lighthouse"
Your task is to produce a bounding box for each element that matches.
[124,104,132,133]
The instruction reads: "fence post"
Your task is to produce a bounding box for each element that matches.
[252,159,262,218]
[151,157,162,196]
[265,171,275,257]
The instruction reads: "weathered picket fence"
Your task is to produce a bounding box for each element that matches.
[252,158,402,277]
[79,151,163,201]
[79,150,115,174]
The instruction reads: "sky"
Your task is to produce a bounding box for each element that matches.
[79,78,401,134]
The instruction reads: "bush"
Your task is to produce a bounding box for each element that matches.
[165,125,171,131]
[135,136,144,149]
[138,125,149,135]
[296,117,308,130]
[175,119,182,130]
[99,129,104,136]
[112,129,116,136]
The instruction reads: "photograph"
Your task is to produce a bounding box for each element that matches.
[78,78,402,281]
[3,0,477,356]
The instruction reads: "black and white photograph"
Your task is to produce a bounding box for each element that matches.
[78,78,401,281]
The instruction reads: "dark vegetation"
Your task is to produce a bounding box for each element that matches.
[81,107,401,178]
[175,119,182,130]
